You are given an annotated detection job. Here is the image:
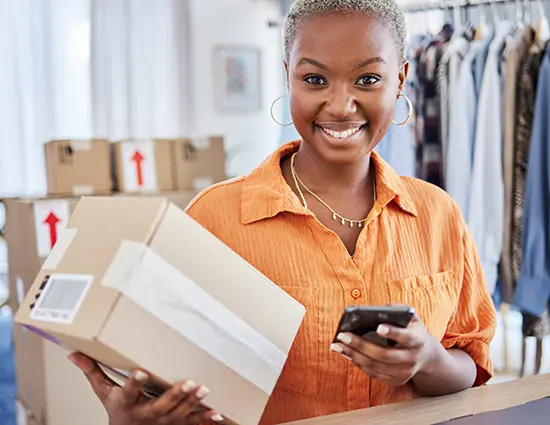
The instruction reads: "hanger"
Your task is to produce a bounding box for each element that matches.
[535,0,550,42]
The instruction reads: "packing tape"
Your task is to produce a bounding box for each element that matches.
[101,240,287,395]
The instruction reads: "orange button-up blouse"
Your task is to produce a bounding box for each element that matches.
[185,141,496,425]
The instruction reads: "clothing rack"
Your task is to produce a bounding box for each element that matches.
[401,0,549,13]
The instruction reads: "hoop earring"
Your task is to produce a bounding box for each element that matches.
[270,95,294,127]
[392,93,413,126]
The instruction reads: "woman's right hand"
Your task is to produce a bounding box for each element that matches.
[68,352,223,425]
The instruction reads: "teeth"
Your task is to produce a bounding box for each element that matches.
[321,127,361,139]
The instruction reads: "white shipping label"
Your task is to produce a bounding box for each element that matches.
[72,185,94,195]
[120,141,158,192]
[33,200,70,258]
[30,274,94,324]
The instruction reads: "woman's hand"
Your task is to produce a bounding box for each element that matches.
[330,315,441,387]
[68,353,223,425]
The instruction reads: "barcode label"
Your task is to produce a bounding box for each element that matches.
[30,274,93,324]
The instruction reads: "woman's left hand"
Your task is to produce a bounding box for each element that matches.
[330,315,441,387]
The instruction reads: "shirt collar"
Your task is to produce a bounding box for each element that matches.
[241,140,417,225]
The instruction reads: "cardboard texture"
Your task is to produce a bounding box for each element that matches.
[2,192,197,425]
[283,374,550,425]
[112,139,175,193]
[172,136,227,190]
[14,196,305,425]
[44,140,111,196]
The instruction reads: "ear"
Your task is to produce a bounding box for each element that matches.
[397,61,409,92]
[284,61,290,91]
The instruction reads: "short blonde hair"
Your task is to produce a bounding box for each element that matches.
[284,0,407,63]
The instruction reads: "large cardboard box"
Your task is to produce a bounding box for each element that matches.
[3,192,197,425]
[44,140,111,196]
[15,196,305,425]
[172,136,227,190]
[112,139,175,193]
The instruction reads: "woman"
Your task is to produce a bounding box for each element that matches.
[69,0,496,424]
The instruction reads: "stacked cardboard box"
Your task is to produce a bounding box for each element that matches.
[44,136,227,196]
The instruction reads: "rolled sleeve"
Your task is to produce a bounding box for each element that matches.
[442,222,497,387]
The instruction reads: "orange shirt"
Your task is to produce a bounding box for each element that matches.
[185,141,496,424]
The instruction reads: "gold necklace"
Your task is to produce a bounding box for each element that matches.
[290,152,376,228]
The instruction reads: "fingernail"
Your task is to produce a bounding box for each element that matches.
[211,414,224,422]
[134,371,148,381]
[337,333,352,344]
[377,325,389,335]
[181,380,196,393]
[196,385,211,398]
[330,343,344,353]
[343,355,353,361]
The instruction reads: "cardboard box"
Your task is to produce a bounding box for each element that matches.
[3,192,197,425]
[15,196,305,425]
[112,139,175,193]
[44,140,111,196]
[172,137,227,190]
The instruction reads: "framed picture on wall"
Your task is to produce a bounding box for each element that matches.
[213,45,262,113]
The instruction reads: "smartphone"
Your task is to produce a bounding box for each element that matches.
[333,305,415,347]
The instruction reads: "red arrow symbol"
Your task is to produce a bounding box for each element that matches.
[43,212,61,248]
[131,150,145,187]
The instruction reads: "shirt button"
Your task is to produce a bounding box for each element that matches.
[351,288,362,299]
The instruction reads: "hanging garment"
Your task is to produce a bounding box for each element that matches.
[499,26,535,304]
[514,46,550,317]
[437,35,470,166]
[511,41,549,286]
[416,37,447,188]
[468,21,514,296]
[445,40,483,220]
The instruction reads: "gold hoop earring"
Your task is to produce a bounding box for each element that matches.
[392,93,413,126]
[270,95,294,127]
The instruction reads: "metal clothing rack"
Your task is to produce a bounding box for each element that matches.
[401,0,549,13]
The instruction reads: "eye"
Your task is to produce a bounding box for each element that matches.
[355,75,381,86]
[303,74,328,86]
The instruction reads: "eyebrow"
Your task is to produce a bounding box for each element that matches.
[296,56,387,71]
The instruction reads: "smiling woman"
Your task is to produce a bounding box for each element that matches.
[70,1,498,425]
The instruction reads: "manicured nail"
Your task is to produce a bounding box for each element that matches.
[181,380,196,393]
[343,355,353,361]
[211,414,224,422]
[377,325,390,335]
[134,371,148,381]
[196,385,211,398]
[337,333,352,344]
[330,343,344,353]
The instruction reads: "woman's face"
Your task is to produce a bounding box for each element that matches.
[286,12,408,164]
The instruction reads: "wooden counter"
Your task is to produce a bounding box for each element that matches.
[284,374,550,425]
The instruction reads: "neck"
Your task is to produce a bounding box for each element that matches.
[293,144,373,194]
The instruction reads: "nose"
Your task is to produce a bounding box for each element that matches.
[324,83,357,118]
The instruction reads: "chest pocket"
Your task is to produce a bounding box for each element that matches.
[386,272,457,340]
[274,286,320,396]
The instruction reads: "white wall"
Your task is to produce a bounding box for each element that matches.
[188,0,285,178]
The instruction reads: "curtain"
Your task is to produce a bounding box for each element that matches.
[92,0,192,139]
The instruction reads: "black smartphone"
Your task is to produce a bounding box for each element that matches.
[333,305,415,347]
